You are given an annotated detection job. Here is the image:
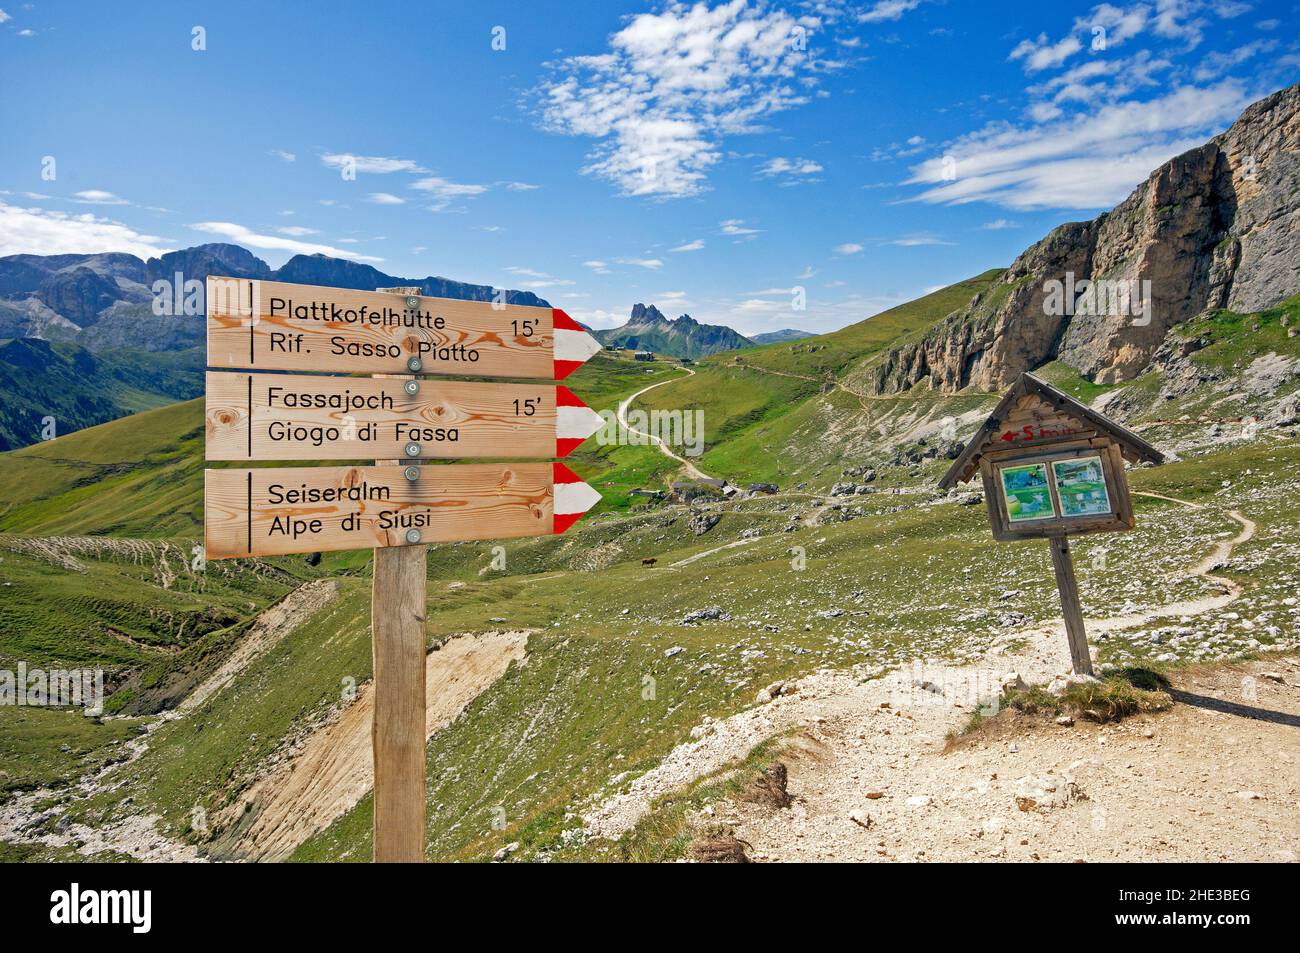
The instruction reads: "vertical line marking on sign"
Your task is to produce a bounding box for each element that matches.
[248,281,255,366]
[247,374,253,458]
[246,470,252,555]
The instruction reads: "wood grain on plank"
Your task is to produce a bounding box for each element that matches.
[205,371,559,461]
[206,276,555,378]
[204,462,553,559]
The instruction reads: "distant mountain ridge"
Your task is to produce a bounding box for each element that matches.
[750,328,814,345]
[595,303,755,358]
[0,243,550,450]
[0,243,550,351]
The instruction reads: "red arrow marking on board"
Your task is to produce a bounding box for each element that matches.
[552,461,601,534]
[552,309,603,380]
[555,386,604,457]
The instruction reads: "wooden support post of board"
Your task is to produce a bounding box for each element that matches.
[1047,535,1094,676]
[372,287,427,863]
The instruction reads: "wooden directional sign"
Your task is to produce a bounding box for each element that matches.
[205,371,604,461]
[939,373,1165,676]
[204,461,600,560]
[939,373,1164,541]
[205,276,602,379]
[200,278,604,863]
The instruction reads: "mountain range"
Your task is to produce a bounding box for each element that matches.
[593,303,757,358]
[0,245,551,450]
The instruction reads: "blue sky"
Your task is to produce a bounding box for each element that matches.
[1,0,1296,336]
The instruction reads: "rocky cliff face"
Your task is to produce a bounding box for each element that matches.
[871,82,1300,394]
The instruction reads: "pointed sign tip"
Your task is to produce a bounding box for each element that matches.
[553,462,600,533]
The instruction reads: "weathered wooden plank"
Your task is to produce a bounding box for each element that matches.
[1048,535,1094,675]
[369,344,428,864]
[371,539,426,863]
[205,277,600,379]
[204,371,602,461]
[203,462,599,559]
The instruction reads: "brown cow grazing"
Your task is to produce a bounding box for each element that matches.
[642,557,658,567]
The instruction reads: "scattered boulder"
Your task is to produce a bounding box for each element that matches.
[681,607,729,625]
[491,842,519,862]
[688,512,721,535]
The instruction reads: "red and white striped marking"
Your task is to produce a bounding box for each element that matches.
[552,308,603,380]
[555,386,605,457]
[553,462,601,534]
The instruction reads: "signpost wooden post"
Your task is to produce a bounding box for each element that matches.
[939,373,1165,675]
[202,278,602,862]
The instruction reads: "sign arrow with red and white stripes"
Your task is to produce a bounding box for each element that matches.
[206,277,604,380]
[552,461,602,535]
[204,461,602,559]
[205,371,604,461]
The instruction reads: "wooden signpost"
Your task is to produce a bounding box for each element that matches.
[202,279,602,862]
[206,276,598,379]
[205,372,603,461]
[939,373,1164,675]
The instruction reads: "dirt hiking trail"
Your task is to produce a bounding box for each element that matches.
[584,491,1299,862]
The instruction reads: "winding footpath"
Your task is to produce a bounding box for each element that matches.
[615,367,714,482]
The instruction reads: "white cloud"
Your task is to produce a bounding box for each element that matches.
[720,218,760,237]
[505,181,540,191]
[1151,0,1211,48]
[0,201,172,258]
[615,256,663,269]
[270,149,296,162]
[410,175,488,211]
[758,156,824,182]
[188,221,382,263]
[583,260,610,273]
[321,153,426,174]
[670,239,705,252]
[367,192,406,205]
[858,0,922,24]
[17,28,32,37]
[1073,3,1151,48]
[980,218,1019,230]
[277,226,318,237]
[886,236,954,246]
[536,1,828,197]
[797,265,815,279]
[0,9,10,23]
[503,265,575,290]
[906,80,1250,210]
[1193,39,1277,82]
[834,242,864,255]
[1009,32,1083,72]
[73,189,128,206]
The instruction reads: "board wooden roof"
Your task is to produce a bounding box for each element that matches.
[938,372,1165,490]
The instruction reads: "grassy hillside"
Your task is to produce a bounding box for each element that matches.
[719,269,1003,379]
[0,399,206,537]
[0,338,201,452]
